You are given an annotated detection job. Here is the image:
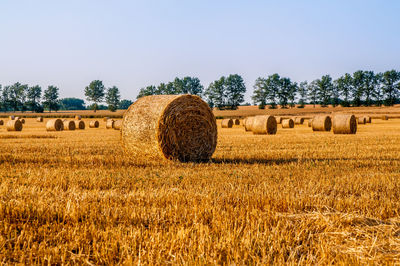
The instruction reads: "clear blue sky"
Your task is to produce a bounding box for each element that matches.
[1,0,399,102]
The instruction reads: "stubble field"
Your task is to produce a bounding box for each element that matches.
[1,115,400,264]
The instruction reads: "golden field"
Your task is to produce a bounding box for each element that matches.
[1,114,400,264]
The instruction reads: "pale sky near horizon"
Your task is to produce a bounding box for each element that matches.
[0,0,399,103]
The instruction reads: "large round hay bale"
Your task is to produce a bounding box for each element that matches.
[242,117,248,127]
[122,94,217,163]
[381,115,389,120]
[36,117,43,122]
[312,115,332,131]
[9,115,15,120]
[103,117,109,122]
[252,115,277,135]
[74,120,85,130]
[46,119,64,131]
[332,114,357,134]
[221,119,233,128]
[89,121,100,128]
[106,119,115,129]
[6,120,23,131]
[282,118,294,128]
[244,116,255,131]
[63,120,76,130]
[234,118,240,125]
[113,120,122,130]
[0,120,3,126]
[294,117,305,124]
[357,116,366,124]
[75,115,81,120]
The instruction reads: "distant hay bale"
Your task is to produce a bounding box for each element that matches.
[9,115,15,120]
[75,115,81,120]
[46,119,64,131]
[332,114,357,134]
[244,116,255,131]
[121,94,217,163]
[89,121,99,128]
[308,118,313,127]
[106,119,115,129]
[312,115,332,131]
[6,120,23,131]
[252,115,277,135]
[357,116,366,124]
[242,117,248,127]
[20,119,25,124]
[364,116,371,123]
[381,115,389,120]
[294,117,305,124]
[275,116,284,124]
[282,118,294,128]
[113,120,122,130]
[103,117,109,122]
[234,118,240,125]
[63,120,76,130]
[74,120,85,130]
[221,119,233,128]
[0,120,3,126]
[36,117,43,122]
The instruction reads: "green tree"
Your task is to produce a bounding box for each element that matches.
[288,81,298,108]
[381,70,400,106]
[224,74,246,110]
[373,73,384,106]
[308,80,319,108]
[278,77,291,108]
[362,71,378,106]
[204,77,226,109]
[137,85,159,99]
[43,85,60,112]
[106,86,121,112]
[316,75,333,107]
[26,85,42,112]
[252,77,268,109]
[181,77,204,95]
[1,85,11,111]
[59,98,86,110]
[84,80,105,112]
[8,82,27,112]
[297,81,308,108]
[334,73,352,107]
[265,74,280,109]
[352,71,364,107]
[118,99,133,109]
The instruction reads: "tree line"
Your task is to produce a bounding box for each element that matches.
[0,80,133,112]
[138,70,400,109]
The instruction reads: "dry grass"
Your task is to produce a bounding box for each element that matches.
[0,115,400,264]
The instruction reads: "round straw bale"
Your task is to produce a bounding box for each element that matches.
[381,115,389,120]
[221,119,233,128]
[242,117,248,127]
[252,115,277,135]
[294,117,305,124]
[20,119,25,124]
[103,117,109,122]
[9,115,15,120]
[244,116,255,131]
[357,116,366,124]
[364,116,371,123]
[36,117,43,122]
[275,116,284,124]
[234,118,240,125]
[89,121,99,128]
[312,115,332,131]
[106,119,115,129]
[6,120,23,131]
[282,118,294,128]
[122,94,217,163]
[0,120,4,125]
[74,120,85,130]
[46,119,64,131]
[63,120,76,130]
[113,120,122,130]
[332,114,357,134]
[75,115,81,120]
